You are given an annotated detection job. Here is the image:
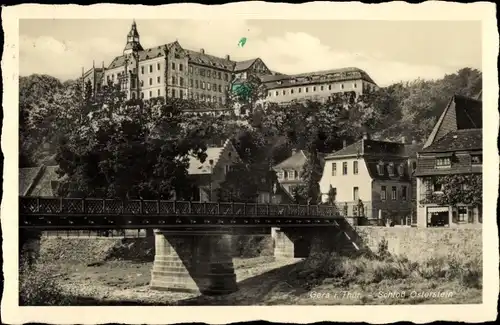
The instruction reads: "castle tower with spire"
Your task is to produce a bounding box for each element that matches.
[123,20,144,55]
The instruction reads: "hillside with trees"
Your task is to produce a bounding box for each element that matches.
[19,68,482,202]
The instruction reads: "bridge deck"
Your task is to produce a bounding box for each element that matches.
[19,197,346,229]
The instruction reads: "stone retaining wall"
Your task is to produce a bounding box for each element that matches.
[353,226,482,261]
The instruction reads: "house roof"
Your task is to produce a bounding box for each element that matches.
[454,94,482,129]
[273,150,308,170]
[185,49,234,70]
[28,166,62,196]
[364,158,411,181]
[262,67,376,90]
[109,41,263,73]
[423,94,482,148]
[326,139,415,159]
[187,139,239,175]
[403,142,424,158]
[108,43,176,70]
[475,90,482,101]
[19,166,43,196]
[420,129,482,153]
[19,165,62,197]
[272,150,326,172]
[234,58,258,72]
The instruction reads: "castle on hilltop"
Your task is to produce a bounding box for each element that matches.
[82,20,378,115]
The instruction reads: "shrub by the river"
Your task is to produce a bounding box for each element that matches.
[290,249,482,290]
[19,259,81,306]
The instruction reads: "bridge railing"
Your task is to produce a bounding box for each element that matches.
[19,197,339,217]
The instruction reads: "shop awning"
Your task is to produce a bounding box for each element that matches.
[427,206,450,213]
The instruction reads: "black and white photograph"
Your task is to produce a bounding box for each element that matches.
[1,2,498,324]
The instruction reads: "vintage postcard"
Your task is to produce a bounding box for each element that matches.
[1,2,498,324]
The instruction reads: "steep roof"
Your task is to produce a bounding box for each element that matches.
[187,139,240,175]
[475,90,482,101]
[272,150,308,170]
[233,58,258,72]
[420,129,482,153]
[364,158,411,181]
[185,49,234,70]
[19,166,43,196]
[28,166,62,196]
[326,141,363,158]
[454,95,482,129]
[423,94,482,148]
[19,165,62,197]
[108,43,176,70]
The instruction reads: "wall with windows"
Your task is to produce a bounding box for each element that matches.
[371,179,413,224]
[275,168,304,194]
[104,66,127,87]
[188,63,231,106]
[265,79,365,104]
[415,176,482,228]
[138,56,166,100]
[415,149,483,228]
[319,157,371,204]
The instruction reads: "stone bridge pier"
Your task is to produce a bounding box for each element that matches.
[150,229,238,295]
[273,225,363,258]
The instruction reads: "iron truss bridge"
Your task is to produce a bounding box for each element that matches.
[19,196,345,229]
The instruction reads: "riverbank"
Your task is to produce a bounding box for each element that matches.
[20,253,481,305]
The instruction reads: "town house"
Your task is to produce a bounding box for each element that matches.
[319,134,420,225]
[414,94,482,228]
[185,139,242,202]
[272,149,325,197]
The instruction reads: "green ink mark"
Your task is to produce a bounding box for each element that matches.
[232,83,251,100]
[238,37,247,47]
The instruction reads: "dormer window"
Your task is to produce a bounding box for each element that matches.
[436,157,451,168]
[388,163,395,176]
[377,162,384,176]
[398,163,405,176]
[471,154,482,165]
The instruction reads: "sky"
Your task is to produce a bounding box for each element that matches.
[19,19,482,87]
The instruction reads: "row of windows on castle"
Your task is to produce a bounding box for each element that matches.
[107,61,231,84]
[128,74,230,92]
[268,82,359,97]
[134,88,226,104]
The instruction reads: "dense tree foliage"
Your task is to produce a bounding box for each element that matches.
[19,67,482,204]
[55,84,209,199]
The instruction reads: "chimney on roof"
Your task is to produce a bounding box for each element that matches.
[291,148,297,155]
[200,48,205,54]
[343,140,347,148]
[362,132,370,140]
[401,136,406,144]
[225,54,230,60]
